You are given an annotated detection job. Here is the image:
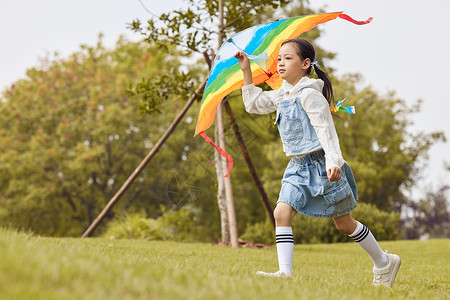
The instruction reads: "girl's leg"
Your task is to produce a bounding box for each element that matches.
[274,203,297,275]
[257,202,296,277]
[333,214,389,269]
[274,201,297,227]
[333,214,401,287]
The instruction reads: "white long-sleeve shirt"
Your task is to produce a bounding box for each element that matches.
[242,77,345,171]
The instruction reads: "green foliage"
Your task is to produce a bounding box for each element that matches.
[241,202,400,245]
[0,36,202,236]
[158,205,211,242]
[103,205,211,242]
[126,70,199,114]
[102,213,170,241]
[240,218,274,245]
[352,202,401,241]
[1,229,449,299]
[402,185,450,239]
[129,0,291,53]
[332,74,445,210]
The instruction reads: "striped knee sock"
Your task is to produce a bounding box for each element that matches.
[349,221,389,269]
[276,226,294,276]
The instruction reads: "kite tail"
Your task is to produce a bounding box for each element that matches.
[339,13,373,25]
[199,131,233,177]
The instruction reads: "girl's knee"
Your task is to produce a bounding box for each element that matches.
[333,214,357,235]
[334,222,351,234]
[274,203,296,226]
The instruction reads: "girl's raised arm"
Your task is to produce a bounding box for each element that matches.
[234,51,253,86]
[234,51,277,114]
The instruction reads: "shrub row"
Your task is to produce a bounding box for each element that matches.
[104,202,399,244]
[241,202,400,244]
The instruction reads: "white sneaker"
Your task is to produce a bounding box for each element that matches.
[373,251,401,287]
[256,270,290,278]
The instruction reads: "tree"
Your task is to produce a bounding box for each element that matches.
[401,185,450,239]
[0,36,200,236]
[331,74,445,211]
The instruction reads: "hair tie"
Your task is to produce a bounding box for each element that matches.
[310,61,320,68]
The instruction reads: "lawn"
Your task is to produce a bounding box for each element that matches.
[0,228,448,299]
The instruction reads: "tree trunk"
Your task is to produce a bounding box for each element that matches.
[215,0,239,248]
[214,126,230,243]
[215,104,238,248]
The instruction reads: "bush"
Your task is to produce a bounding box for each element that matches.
[240,218,274,245]
[102,205,211,242]
[102,213,170,241]
[352,202,400,241]
[240,202,400,244]
[158,205,211,242]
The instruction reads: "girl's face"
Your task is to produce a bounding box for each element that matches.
[277,42,310,85]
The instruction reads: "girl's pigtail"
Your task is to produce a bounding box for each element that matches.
[312,65,334,105]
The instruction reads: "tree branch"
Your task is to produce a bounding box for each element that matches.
[137,0,160,18]
[223,0,275,30]
[62,188,77,213]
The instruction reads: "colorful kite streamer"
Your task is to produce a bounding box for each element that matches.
[195,12,372,177]
[330,99,356,114]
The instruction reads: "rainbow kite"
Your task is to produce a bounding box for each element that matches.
[195,12,372,177]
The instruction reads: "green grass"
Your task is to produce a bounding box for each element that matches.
[0,228,449,300]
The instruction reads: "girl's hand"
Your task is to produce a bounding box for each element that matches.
[327,167,341,182]
[234,51,250,71]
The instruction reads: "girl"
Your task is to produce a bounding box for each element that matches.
[234,39,401,287]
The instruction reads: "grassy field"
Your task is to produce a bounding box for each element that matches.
[0,228,448,300]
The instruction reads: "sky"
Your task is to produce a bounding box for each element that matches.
[1,0,448,197]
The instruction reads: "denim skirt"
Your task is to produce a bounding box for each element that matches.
[277,150,358,218]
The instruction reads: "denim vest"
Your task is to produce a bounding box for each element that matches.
[274,87,322,156]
